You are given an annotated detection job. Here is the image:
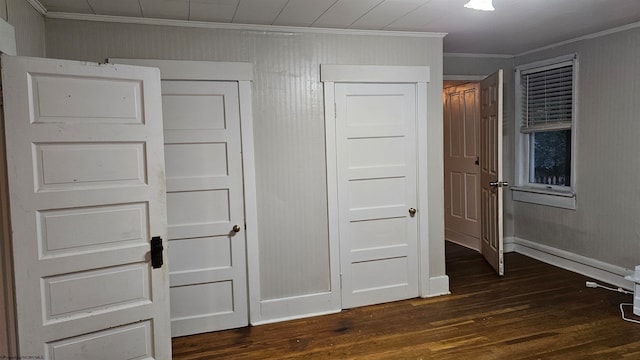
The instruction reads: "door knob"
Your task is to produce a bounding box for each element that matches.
[408,208,417,217]
[232,224,241,233]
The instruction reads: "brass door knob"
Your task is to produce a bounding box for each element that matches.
[232,224,241,233]
[408,208,417,217]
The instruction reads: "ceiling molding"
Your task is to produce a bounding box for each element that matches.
[26,0,47,16]
[45,12,448,39]
[444,52,513,59]
[516,20,640,57]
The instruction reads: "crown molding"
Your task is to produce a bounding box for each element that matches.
[26,0,47,16]
[45,12,447,39]
[516,21,640,57]
[444,52,513,58]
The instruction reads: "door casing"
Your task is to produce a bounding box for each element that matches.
[321,64,440,302]
[109,59,261,324]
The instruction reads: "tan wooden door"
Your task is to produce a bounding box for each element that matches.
[444,83,481,251]
[2,55,171,358]
[335,83,419,309]
[480,70,505,276]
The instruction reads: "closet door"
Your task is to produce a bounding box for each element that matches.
[162,80,248,336]
[2,55,171,359]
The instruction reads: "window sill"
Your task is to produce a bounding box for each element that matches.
[511,186,576,210]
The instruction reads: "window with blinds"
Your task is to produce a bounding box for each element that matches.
[520,60,574,134]
[516,55,576,189]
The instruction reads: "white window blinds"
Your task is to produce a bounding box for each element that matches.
[520,60,574,133]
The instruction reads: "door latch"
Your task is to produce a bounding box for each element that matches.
[151,236,164,269]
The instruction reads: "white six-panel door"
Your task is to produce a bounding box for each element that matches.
[443,83,482,251]
[335,83,419,309]
[2,56,171,359]
[162,81,248,336]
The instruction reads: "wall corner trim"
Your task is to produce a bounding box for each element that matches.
[320,64,430,83]
[26,0,47,15]
[45,12,447,39]
[0,19,16,56]
[424,276,451,297]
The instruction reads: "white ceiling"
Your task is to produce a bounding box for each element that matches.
[37,0,640,55]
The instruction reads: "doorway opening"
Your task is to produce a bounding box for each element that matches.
[443,80,482,252]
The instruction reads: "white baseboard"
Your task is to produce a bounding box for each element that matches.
[252,292,340,326]
[504,236,517,253]
[422,275,450,298]
[509,237,634,290]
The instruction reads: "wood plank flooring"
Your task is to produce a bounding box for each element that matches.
[172,242,640,359]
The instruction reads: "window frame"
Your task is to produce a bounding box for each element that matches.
[513,54,578,210]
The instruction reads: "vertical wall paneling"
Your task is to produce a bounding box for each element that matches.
[512,27,640,271]
[6,0,45,56]
[44,19,446,322]
[1,0,43,354]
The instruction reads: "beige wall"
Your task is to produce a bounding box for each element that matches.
[45,19,446,308]
[443,55,516,239]
[513,27,640,269]
[6,0,45,56]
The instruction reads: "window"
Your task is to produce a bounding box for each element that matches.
[513,54,577,209]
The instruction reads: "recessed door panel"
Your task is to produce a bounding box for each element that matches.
[3,56,170,358]
[161,80,247,336]
[336,83,418,309]
[444,83,482,250]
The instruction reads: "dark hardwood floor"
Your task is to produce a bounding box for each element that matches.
[172,242,640,359]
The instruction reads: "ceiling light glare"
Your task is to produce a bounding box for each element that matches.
[464,0,495,11]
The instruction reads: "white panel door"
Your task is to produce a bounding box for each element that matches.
[161,81,247,336]
[1,56,171,358]
[480,69,505,276]
[335,83,419,309]
[443,83,481,250]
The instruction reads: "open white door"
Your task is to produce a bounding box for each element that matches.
[480,69,505,276]
[2,55,171,358]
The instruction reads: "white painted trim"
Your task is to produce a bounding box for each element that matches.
[416,81,435,297]
[425,276,451,298]
[0,19,16,56]
[322,65,447,304]
[254,292,341,325]
[237,81,262,326]
[514,54,579,209]
[107,58,261,326]
[510,237,634,290]
[0,57,18,356]
[323,81,343,312]
[26,0,47,15]
[444,52,513,59]
[511,187,576,210]
[504,236,516,253]
[517,21,640,57]
[443,75,486,82]
[109,58,253,81]
[45,12,447,38]
[321,65,429,83]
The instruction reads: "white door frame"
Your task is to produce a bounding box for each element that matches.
[321,65,434,299]
[0,18,17,358]
[108,59,261,324]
